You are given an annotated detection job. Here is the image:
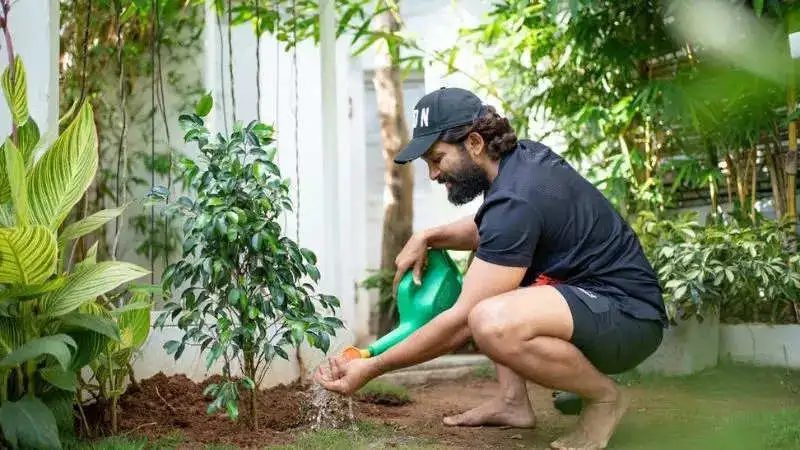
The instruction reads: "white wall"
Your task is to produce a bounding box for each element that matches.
[0,0,60,150]
[203,5,367,343]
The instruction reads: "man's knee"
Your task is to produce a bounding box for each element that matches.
[468,296,527,353]
[467,286,575,351]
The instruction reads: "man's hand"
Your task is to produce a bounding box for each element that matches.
[393,232,429,294]
[314,354,381,395]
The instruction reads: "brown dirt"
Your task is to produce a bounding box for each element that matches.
[80,373,312,448]
[79,371,584,449]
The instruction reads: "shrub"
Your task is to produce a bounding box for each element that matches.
[154,94,343,430]
[634,211,800,324]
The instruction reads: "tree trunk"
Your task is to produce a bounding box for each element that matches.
[373,4,414,336]
[244,350,257,431]
[766,143,786,220]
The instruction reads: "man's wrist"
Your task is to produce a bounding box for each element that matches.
[369,353,391,376]
[417,228,434,248]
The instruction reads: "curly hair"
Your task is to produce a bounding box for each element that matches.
[439,105,518,160]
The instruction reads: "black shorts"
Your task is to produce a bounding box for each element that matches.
[555,284,663,375]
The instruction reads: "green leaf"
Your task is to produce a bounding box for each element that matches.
[1,55,28,126]
[17,116,40,167]
[300,248,317,264]
[0,226,57,285]
[68,331,109,370]
[673,285,688,300]
[0,396,61,450]
[40,366,77,392]
[118,305,151,349]
[4,138,28,225]
[59,204,127,242]
[60,312,121,342]
[196,92,213,117]
[0,317,24,359]
[3,277,66,298]
[28,101,98,231]
[0,334,76,371]
[40,261,150,317]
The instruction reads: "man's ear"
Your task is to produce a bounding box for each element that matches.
[465,132,485,158]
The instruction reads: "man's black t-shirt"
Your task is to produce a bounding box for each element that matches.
[473,139,667,326]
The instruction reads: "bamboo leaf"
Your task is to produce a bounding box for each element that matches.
[59,204,128,243]
[40,261,150,317]
[0,226,57,285]
[4,138,28,225]
[27,101,98,231]
[1,56,28,126]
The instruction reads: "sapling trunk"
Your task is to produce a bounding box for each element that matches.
[244,349,257,430]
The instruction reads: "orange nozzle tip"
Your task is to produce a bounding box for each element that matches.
[341,345,365,361]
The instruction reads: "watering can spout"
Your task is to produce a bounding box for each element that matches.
[339,249,463,362]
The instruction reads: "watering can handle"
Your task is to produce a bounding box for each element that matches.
[396,268,419,308]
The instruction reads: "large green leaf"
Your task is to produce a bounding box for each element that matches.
[41,388,75,437]
[1,55,28,126]
[0,334,77,371]
[68,331,109,371]
[4,138,28,225]
[59,204,127,243]
[2,277,66,298]
[40,261,149,317]
[17,117,40,168]
[0,204,13,227]
[0,226,57,285]
[27,101,98,231]
[59,312,121,342]
[0,396,61,450]
[0,317,24,359]
[40,365,77,392]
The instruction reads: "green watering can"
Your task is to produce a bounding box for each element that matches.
[341,249,463,361]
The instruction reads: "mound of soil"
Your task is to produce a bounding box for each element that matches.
[79,372,405,448]
[82,373,310,448]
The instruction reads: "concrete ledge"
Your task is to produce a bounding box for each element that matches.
[377,354,492,386]
[720,323,800,368]
[636,310,720,376]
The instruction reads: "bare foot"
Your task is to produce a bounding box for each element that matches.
[442,396,536,428]
[550,389,630,450]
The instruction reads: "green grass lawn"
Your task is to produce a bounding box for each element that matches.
[69,363,800,450]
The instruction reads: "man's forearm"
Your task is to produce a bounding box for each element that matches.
[372,307,472,373]
[421,214,479,251]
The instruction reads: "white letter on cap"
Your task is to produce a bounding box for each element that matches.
[420,107,429,127]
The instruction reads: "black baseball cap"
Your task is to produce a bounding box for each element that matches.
[394,87,484,164]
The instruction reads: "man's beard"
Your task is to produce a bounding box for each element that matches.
[439,156,491,205]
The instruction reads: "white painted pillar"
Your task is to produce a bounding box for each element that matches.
[0,0,60,150]
[319,0,345,327]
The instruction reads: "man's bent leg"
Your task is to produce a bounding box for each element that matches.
[442,362,535,428]
[467,286,628,449]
